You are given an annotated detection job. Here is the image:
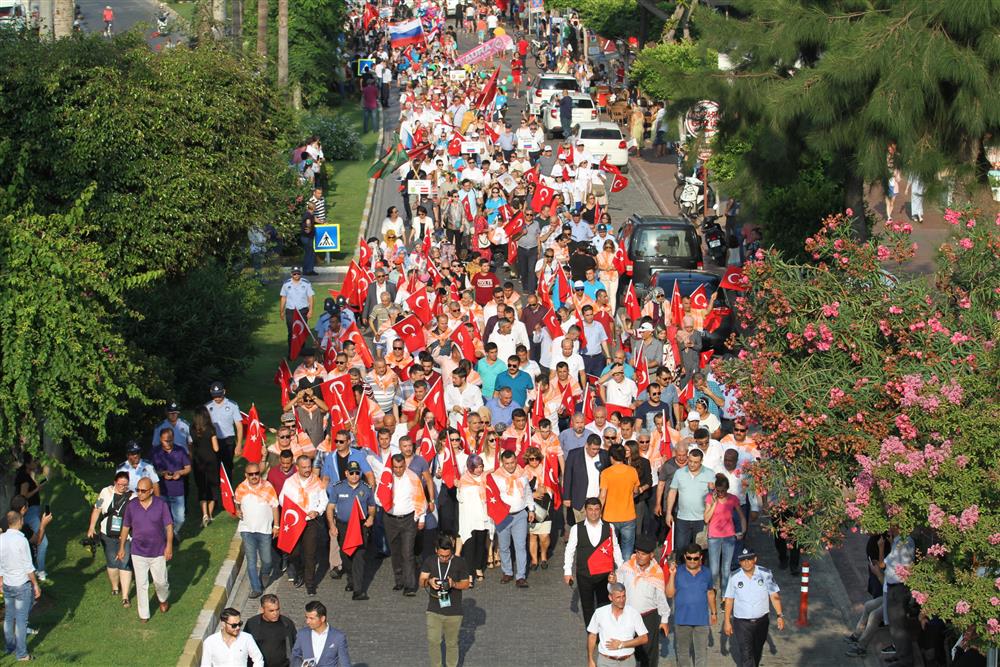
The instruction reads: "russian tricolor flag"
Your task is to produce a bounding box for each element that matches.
[389,19,424,49]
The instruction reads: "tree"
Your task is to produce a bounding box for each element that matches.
[544,0,666,42]
[0,188,155,480]
[277,0,288,88]
[257,0,267,59]
[646,0,1000,235]
[717,208,1000,647]
[53,0,73,37]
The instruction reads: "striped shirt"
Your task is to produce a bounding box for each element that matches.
[308,194,326,222]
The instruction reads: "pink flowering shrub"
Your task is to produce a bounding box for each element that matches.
[717,207,1000,647]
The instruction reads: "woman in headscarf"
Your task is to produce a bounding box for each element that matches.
[457,455,490,582]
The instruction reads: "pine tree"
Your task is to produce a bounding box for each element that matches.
[651,0,1000,236]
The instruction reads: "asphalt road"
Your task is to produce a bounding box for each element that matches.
[74,0,168,41]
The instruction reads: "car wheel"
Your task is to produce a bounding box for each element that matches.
[619,163,629,174]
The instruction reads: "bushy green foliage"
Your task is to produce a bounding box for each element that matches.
[299,108,364,161]
[544,0,666,41]
[0,32,299,276]
[631,40,716,104]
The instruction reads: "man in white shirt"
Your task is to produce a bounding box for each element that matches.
[692,428,726,473]
[444,368,485,426]
[601,364,638,410]
[384,454,427,596]
[277,455,329,595]
[611,535,670,666]
[554,337,587,389]
[492,451,536,588]
[290,601,351,666]
[564,497,623,627]
[585,406,618,439]
[587,583,650,667]
[200,608,264,667]
[488,317,520,362]
[0,511,41,661]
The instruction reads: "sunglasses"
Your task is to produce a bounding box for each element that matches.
[137,488,153,494]
[393,346,404,350]
[247,472,260,477]
[346,471,361,476]
[226,621,243,629]
[685,555,702,561]
[734,428,748,433]
[278,435,291,440]
[336,439,349,444]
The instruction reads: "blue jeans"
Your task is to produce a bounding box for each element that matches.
[497,510,529,579]
[241,531,274,593]
[24,506,47,574]
[3,582,34,659]
[672,518,704,556]
[708,536,736,593]
[363,107,378,133]
[164,495,185,536]
[611,520,636,561]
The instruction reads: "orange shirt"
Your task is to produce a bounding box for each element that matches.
[600,463,640,522]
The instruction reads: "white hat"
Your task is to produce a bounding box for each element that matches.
[637,323,654,333]
[686,411,701,422]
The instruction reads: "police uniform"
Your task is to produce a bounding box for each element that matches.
[280,273,314,357]
[206,386,240,479]
[116,458,160,492]
[724,549,781,667]
[151,418,191,452]
[327,471,376,599]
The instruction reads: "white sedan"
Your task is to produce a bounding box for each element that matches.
[540,91,599,139]
[572,121,629,172]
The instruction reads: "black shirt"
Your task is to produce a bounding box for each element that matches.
[420,554,470,616]
[569,252,597,282]
[243,614,297,667]
[14,467,40,507]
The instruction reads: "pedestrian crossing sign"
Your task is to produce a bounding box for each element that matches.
[314,224,340,252]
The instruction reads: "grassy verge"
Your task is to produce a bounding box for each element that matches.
[320,106,380,266]
[164,0,196,25]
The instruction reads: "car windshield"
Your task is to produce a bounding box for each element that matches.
[580,128,621,140]
[541,80,580,91]
[654,275,730,306]
[572,98,594,109]
[632,227,700,261]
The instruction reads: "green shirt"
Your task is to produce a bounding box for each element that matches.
[476,357,507,401]
[669,465,717,521]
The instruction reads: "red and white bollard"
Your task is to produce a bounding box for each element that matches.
[796,561,810,627]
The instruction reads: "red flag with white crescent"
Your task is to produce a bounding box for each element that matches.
[582,382,595,422]
[599,155,622,176]
[560,381,576,415]
[343,322,374,367]
[587,535,615,575]
[671,280,684,327]
[219,464,238,516]
[242,404,265,464]
[530,183,556,213]
[426,377,448,429]
[623,281,642,322]
[392,313,427,354]
[321,372,357,413]
[358,236,372,268]
[406,287,433,322]
[450,323,478,361]
[703,309,724,333]
[484,472,511,525]
[440,437,459,489]
[289,310,311,360]
[376,468,394,512]
[277,498,307,553]
[544,452,562,507]
[610,173,629,193]
[634,352,650,395]
[690,284,709,310]
[542,308,563,340]
[418,426,436,463]
[720,266,749,291]
[678,379,695,408]
[355,401,379,454]
[699,350,715,369]
[555,265,572,304]
[530,388,546,428]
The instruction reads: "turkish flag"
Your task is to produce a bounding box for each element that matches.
[463,197,474,221]
[484,473,511,525]
[659,410,674,459]
[690,284,709,310]
[473,66,501,109]
[699,350,715,369]
[598,155,622,176]
[343,323,374,367]
[376,468,394,512]
[417,426,436,463]
[426,377,447,429]
[659,526,674,578]
[678,379,695,408]
[355,401,379,453]
[219,464,238,516]
[595,310,613,341]
[321,373,357,413]
[448,133,463,157]
[542,308,563,339]
[325,391,352,434]
[623,281,642,322]
[555,265,572,304]
[530,183,555,213]
[342,497,365,556]
[557,145,574,163]
[340,261,370,310]
[242,404,264,464]
[503,211,526,239]
[573,303,588,348]
[358,236,372,268]
[605,403,634,419]
[406,287,433,323]
[361,2,377,30]
[560,381,576,415]
[277,499,307,553]
[613,245,629,274]
[508,239,518,265]
[289,310,311,360]
[482,121,498,143]
[450,323,478,360]
[544,452,562,507]
[666,328,683,368]
[670,280,684,327]
[720,266,749,291]
[392,314,427,354]
[703,309,724,333]
[582,382,595,422]
[634,355,650,395]
[587,535,615,576]
[610,173,629,193]
[440,437,459,489]
[530,388,547,427]
[523,165,540,186]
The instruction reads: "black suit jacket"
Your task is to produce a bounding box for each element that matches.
[562,447,610,510]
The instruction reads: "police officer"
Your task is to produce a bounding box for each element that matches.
[279,266,314,359]
[151,400,191,453]
[314,297,340,340]
[206,381,243,481]
[336,295,357,329]
[723,547,784,667]
[325,461,376,601]
[116,440,160,493]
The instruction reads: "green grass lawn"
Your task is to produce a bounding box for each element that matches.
[320,107,380,266]
[164,0,195,25]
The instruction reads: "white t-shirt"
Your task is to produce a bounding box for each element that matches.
[586,603,648,658]
[604,378,638,407]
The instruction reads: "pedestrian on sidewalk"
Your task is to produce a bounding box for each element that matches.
[611,535,670,667]
[243,594,297,667]
[290,601,352,666]
[667,542,716,667]
[200,608,264,666]
[0,510,42,661]
[723,547,784,667]
[326,461,376,601]
[234,462,280,599]
[362,77,380,133]
[586,583,649,667]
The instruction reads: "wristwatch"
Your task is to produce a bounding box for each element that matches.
[776,614,783,618]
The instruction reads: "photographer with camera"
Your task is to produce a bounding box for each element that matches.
[86,470,135,607]
[419,534,471,667]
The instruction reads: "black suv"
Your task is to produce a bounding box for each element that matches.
[623,214,704,295]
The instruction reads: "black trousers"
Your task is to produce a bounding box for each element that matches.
[577,573,610,627]
[732,615,769,667]
[463,530,488,573]
[291,518,323,589]
[336,519,370,593]
[217,436,236,481]
[516,245,539,295]
[887,583,915,666]
[636,611,661,667]
[284,307,308,359]
[384,512,417,590]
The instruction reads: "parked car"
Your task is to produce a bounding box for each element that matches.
[652,270,736,352]
[572,121,629,171]
[540,91,598,138]
[525,73,582,115]
[624,214,704,295]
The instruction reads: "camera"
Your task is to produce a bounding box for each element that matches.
[80,535,100,556]
[435,578,451,591]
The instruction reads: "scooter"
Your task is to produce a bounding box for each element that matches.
[156,11,169,34]
[701,215,727,266]
[673,174,717,221]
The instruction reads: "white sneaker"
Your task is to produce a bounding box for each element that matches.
[37,571,47,581]
[26,627,38,635]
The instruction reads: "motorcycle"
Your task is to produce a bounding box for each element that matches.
[701,215,727,266]
[156,10,169,34]
[673,173,717,221]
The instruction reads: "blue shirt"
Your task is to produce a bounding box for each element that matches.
[116,459,160,492]
[206,398,241,439]
[581,321,608,355]
[484,398,521,426]
[569,219,594,242]
[582,279,605,301]
[559,428,589,455]
[151,418,191,452]
[280,278,314,310]
[669,465,717,521]
[723,565,779,619]
[320,448,373,484]
[673,566,714,626]
[476,357,507,400]
[493,370,534,406]
[326,480,375,521]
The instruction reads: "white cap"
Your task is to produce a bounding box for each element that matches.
[686,411,701,422]
[638,323,653,333]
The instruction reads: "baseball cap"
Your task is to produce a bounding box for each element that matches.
[346,461,362,473]
[737,547,757,561]
[281,411,296,424]
[573,280,585,290]
[637,323,654,333]
[209,381,225,397]
[686,410,701,422]
[597,224,607,231]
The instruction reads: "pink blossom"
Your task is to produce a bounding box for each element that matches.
[989,533,1000,546]
[894,564,910,581]
[988,618,1000,635]
[966,218,976,229]
[845,208,854,216]
[944,209,961,225]
[950,331,971,344]
[959,505,980,531]
[955,455,970,468]
[957,296,971,309]
[912,590,928,605]
[996,577,1000,591]
[991,597,1000,607]
[958,237,974,250]
[821,301,841,318]
[888,305,903,315]
[895,414,918,441]
[926,543,947,557]
[955,600,971,615]
[927,503,946,529]
[940,379,964,405]
[876,245,892,261]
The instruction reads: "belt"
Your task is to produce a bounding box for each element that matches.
[640,609,659,617]
[734,615,768,622]
[887,582,906,587]
[599,654,631,661]
[388,511,415,519]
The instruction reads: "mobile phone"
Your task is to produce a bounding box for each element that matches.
[37,476,48,485]
[44,504,50,515]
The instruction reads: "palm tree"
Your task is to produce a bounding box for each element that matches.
[277,0,287,88]
[256,0,267,59]
[52,0,73,37]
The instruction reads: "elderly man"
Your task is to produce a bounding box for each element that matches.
[117,477,173,622]
[675,317,703,380]
[586,583,649,667]
[485,386,520,426]
[611,535,670,667]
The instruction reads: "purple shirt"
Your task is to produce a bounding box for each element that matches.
[123,496,173,557]
[151,446,191,498]
[362,84,379,110]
